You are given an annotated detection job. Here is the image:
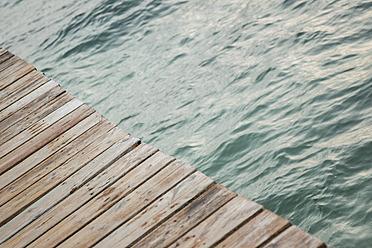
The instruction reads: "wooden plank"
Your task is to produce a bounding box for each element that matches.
[2,144,158,247]
[0,98,83,157]
[0,87,69,136]
[0,69,43,102]
[0,70,47,111]
[131,184,236,248]
[0,135,138,243]
[0,48,7,57]
[168,196,263,248]
[93,172,215,248]
[0,104,94,176]
[0,122,125,226]
[29,159,196,248]
[0,111,102,190]
[0,112,104,200]
[263,225,326,248]
[0,80,59,122]
[0,120,115,243]
[0,63,35,90]
[0,52,14,68]
[216,210,291,248]
[0,90,72,146]
[0,58,27,80]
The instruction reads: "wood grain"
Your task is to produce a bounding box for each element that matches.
[0,63,35,90]
[95,172,216,248]
[0,54,18,72]
[0,121,124,226]
[0,70,46,111]
[33,160,197,248]
[0,69,42,102]
[0,120,115,243]
[0,112,104,201]
[0,104,94,177]
[0,80,58,122]
[263,225,326,248]
[216,209,291,248]
[0,86,68,134]
[168,196,263,248]
[132,184,236,248]
[0,98,83,157]
[2,144,158,247]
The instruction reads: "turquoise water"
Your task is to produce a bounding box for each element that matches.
[1,0,372,246]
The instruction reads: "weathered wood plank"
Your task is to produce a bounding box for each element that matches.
[0,122,125,226]
[0,69,43,102]
[0,52,15,69]
[0,51,14,64]
[0,104,94,176]
[0,63,35,90]
[0,80,59,122]
[0,70,47,111]
[0,98,83,157]
[216,209,291,248]
[2,144,158,247]
[0,136,138,244]
[0,48,7,57]
[0,120,115,242]
[262,225,326,248]
[168,196,263,248]
[0,58,28,80]
[0,87,70,136]
[30,159,196,248]
[0,112,104,202]
[131,184,236,248]
[94,172,215,248]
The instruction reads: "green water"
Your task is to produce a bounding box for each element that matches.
[1,0,372,246]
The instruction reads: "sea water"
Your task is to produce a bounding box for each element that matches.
[1,0,371,246]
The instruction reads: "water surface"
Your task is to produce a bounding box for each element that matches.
[1,0,372,246]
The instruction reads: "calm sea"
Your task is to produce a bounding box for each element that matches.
[1,0,372,246]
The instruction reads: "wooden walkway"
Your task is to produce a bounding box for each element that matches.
[0,47,327,248]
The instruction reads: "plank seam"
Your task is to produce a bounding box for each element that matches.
[126,181,218,248]
[0,118,109,201]
[89,166,199,248]
[0,115,104,191]
[0,125,118,243]
[256,221,292,248]
[210,207,264,248]
[0,110,99,221]
[0,86,66,128]
[0,89,67,136]
[24,147,159,247]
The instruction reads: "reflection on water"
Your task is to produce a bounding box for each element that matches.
[1,0,372,247]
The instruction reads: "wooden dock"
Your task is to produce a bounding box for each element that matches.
[0,47,327,248]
